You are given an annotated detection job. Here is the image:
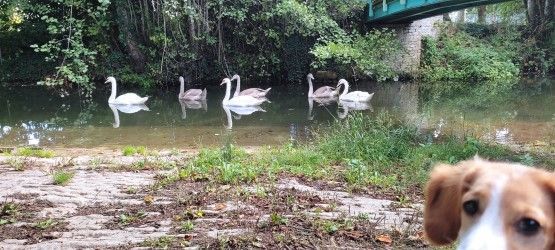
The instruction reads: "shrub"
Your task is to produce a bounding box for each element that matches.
[311,29,401,81]
[421,29,519,82]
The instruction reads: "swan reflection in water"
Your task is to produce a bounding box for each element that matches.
[307,97,337,121]
[109,104,150,128]
[337,100,373,119]
[179,99,208,120]
[223,105,266,130]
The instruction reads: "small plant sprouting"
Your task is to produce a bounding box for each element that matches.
[1,202,19,217]
[34,218,57,229]
[52,170,74,185]
[7,158,25,171]
[182,209,204,220]
[180,220,194,232]
[119,211,146,225]
[322,220,339,234]
[356,212,369,221]
[0,202,19,226]
[122,146,147,156]
[142,236,175,249]
[125,186,138,194]
[269,212,288,226]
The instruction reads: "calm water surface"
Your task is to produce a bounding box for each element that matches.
[0,78,553,149]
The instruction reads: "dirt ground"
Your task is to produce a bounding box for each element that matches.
[0,149,428,249]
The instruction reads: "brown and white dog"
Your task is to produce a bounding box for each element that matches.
[424,156,555,250]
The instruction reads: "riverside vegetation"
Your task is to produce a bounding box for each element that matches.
[1,1,553,95]
[163,113,553,194]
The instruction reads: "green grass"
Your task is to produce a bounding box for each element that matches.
[52,170,74,186]
[34,218,57,229]
[180,220,194,232]
[0,202,19,226]
[13,147,54,158]
[269,212,288,226]
[122,146,147,156]
[142,236,177,249]
[119,211,146,225]
[168,112,545,194]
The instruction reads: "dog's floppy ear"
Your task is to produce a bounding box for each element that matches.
[539,172,555,250]
[424,163,465,245]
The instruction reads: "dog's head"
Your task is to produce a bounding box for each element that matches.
[424,157,555,250]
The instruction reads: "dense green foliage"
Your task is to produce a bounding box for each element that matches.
[421,20,554,82]
[1,0,553,94]
[421,24,520,82]
[311,29,401,81]
[1,0,376,94]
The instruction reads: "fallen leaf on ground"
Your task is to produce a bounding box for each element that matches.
[376,234,392,244]
[344,230,365,239]
[144,195,154,205]
[215,203,227,211]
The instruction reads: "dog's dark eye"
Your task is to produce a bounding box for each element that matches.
[463,200,479,216]
[516,218,540,236]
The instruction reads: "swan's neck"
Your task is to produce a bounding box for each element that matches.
[180,102,187,119]
[340,82,349,97]
[307,98,314,120]
[233,76,241,97]
[109,80,117,102]
[224,106,232,129]
[109,105,120,128]
[223,81,231,105]
[179,79,185,95]
[308,77,314,98]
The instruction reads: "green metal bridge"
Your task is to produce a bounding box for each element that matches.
[367,0,515,23]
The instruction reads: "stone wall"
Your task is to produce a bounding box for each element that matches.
[382,16,443,75]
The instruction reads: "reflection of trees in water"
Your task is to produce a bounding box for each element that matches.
[0,125,13,139]
[372,82,421,126]
[0,99,99,146]
[418,79,555,145]
[74,101,98,126]
[1,121,63,146]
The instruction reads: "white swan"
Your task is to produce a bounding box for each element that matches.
[221,78,266,107]
[336,79,374,102]
[231,74,271,98]
[338,100,373,119]
[229,105,266,120]
[223,105,265,129]
[179,99,207,120]
[307,97,336,121]
[109,103,149,128]
[178,76,207,101]
[106,77,149,105]
[307,73,338,98]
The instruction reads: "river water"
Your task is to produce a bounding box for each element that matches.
[0,78,553,149]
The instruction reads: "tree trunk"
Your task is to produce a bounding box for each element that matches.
[545,0,554,22]
[527,0,540,29]
[115,1,146,73]
[477,6,486,23]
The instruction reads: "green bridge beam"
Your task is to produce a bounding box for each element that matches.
[368,0,517,23]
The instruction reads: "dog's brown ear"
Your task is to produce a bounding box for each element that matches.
[539,172,555,250]
[424,163,465,245]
